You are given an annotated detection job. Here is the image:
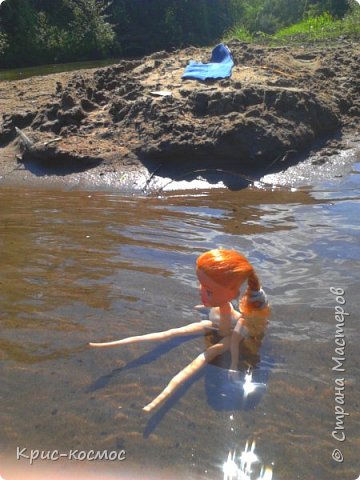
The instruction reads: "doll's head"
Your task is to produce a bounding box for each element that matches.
[196,248,269,317]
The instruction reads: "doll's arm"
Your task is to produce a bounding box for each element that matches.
[89,320,214,348]
[230,330,242,372]
[143,336,231,412]
[229,318,248,371]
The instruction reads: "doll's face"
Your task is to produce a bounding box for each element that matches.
[196,269,239,307]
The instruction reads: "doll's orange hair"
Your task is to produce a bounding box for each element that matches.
[196,248,270,318]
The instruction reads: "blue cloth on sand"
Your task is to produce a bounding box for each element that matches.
[182,44,234,81]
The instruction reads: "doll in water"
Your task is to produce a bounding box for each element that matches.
[90,248,270,412]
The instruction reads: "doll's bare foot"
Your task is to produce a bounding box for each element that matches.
[89,341,123,347]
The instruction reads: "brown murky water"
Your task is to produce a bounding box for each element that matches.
[1,157,360,480]
[0,58,120,82]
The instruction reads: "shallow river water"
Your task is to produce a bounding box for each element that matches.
[0,151,359,480]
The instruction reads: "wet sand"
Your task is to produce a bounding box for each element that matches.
[0,39,359,192]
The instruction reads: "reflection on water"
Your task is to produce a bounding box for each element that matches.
[223,440,272,480]
[0,160,360,479]
[0,58,120,82]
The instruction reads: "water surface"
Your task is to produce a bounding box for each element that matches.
[0,158,359,479]
[0,58,120,82]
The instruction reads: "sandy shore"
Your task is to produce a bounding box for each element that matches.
[0,39,359,191]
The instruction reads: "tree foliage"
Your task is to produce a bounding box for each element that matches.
[0,0,116,66]
[0,0,356,68]
[109,0,241,55]
[231,0,351,36]
[0,26,8,56]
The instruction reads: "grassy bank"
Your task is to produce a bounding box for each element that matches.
[224,6,360,44]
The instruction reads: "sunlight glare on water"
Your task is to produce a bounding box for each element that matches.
[223,440,273,480]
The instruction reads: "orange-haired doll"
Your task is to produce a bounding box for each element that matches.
[90,248,270,412]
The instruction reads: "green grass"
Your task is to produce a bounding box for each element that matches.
[223,25,254,43]
[273,11,360,43]
[224,6,360,45]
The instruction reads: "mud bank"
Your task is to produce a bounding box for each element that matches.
[0,39,359,191]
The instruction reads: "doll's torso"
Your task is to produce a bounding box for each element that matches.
[208,304,241,337]
[206,304,267,368]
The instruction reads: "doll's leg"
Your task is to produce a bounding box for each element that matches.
[89,320,215,348]
[143,336,231,413]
